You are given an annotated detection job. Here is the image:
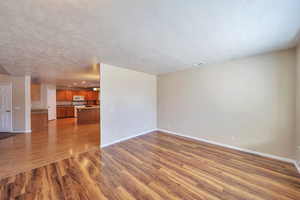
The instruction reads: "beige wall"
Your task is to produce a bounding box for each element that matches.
[31,83,48,109]
[0,75,31,132]
[296,45,300,163]
[100,64,157,146]
[158,49,296,159]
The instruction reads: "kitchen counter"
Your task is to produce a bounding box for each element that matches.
[31,109,48,114]
[76,106,100,111]
[77,106,99,124]
[56,106,75,118]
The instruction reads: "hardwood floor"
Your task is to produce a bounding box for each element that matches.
[1,131,300,200]
[0,118,100,180]
[0,133,16,140]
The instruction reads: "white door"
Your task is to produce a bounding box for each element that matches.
[0,84,12,132]
[47,86,56,120]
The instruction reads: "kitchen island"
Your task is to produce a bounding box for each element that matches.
[77,106,100,124]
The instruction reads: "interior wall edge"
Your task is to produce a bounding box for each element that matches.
[100,63,157,146]
[296,44,300,164]
[295,162,300,174]
[100,129,157,148]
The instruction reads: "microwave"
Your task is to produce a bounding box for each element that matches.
[73,96,85,101]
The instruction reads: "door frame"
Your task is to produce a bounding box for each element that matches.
[0,82,13,132]
[47,85,57,121]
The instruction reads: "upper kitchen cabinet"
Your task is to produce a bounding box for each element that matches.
[86,91,94,100]
[65,90,73,101]
[56,90,66,101]
[94,91,99,100]
[56,89,99,101]
[56,90,74,101]
[72,90,85,97]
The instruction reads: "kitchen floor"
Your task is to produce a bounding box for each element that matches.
[0,118,100,179]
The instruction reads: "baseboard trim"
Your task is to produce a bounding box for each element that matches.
[157,128,300,174]
[294,161,300,173]
[11,129,32,133]
[101,129,157,148]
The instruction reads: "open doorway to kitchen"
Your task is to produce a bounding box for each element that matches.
[0,64,101,179]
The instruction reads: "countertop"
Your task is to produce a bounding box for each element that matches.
[31,109,48,114]
[77,106,100,111]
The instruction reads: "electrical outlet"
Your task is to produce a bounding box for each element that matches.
[231,136,236,141]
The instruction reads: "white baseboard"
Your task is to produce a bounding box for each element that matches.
[101,129,157,148]
[294,161,300,173]
[157,128,300,174]
[11,129,32,133]
[100,128,300,174]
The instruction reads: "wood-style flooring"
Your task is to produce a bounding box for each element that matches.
[1,131,300,200]
[0,118,100,180]
[0,133,16,141]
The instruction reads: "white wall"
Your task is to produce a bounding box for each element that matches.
[0,74,31,132]
[296,45,300,163]
[158,49,296,159]
[46,84,57,120]
[100,64,157,146]
[24,76,31,131]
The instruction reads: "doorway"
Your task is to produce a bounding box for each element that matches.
[47,85,56,121]
[0,83,12,132]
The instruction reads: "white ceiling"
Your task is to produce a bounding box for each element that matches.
[0,0,299,84]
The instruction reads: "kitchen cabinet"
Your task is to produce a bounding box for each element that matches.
[56,90,66,101]
[56,90,99,101]
[86,91,95,100]
[87,91,99,100]
[93,91,99,100]
[56,106,75,118]
[72,90,86,97]
[65,90,73,101]
[77,107,100,124]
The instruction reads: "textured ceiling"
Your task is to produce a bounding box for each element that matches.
[0,0,300,85]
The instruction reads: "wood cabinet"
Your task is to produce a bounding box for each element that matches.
[86,91,97,100]
[56,90,66,101]
[77,107,100,124]
[56,106,75,118]
[71,90,80,96]
[56,90,99,101]
[65,90,73,101]
[56,107,64,118]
